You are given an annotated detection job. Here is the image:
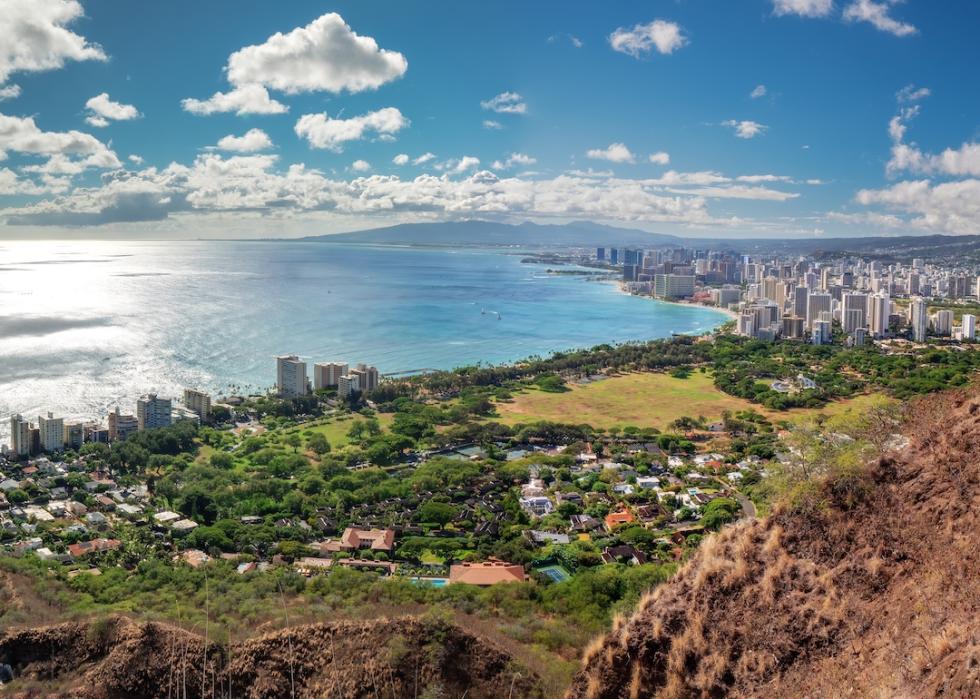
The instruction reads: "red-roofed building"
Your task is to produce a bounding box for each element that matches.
[449,559,526,586]
[68,538,121,558]
[320,527,395,553]
[604,509,635,531]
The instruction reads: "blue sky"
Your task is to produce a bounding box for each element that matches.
[0,0,978,238]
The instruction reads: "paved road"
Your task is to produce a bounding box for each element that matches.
[733,491,757,519]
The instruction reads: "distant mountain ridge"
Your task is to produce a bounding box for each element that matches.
[297,220,980,257]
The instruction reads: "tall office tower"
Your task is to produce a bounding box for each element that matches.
[933,309,953,336]
[183,388,212,424]
[596,247,605,261]
[907,273,920,295]
[622,264,638,282]
[842,292,868,331]
[912,258,924,271]
[806,293,832,330]
[108,407,139,441]
[137,394,173,431]
[782,315,805,339]
[820,267,832,291]
[762,276,786,307]
[37,412,64,452]
[793,285,809,319]
[841,271,854,288]
[609,248,618,264]
[350,363,380,393]
[276,355,308,397]
[868,293,891,338]
[313,362,348,390]
[9,414,32,457]
[910,297,929,342]
[962,314,976,340]
[843,308,864,334]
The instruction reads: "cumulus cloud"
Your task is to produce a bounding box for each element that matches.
[491,153,537,170]
[609,20,687,57]
[482,119,503,130]
[648,151,670,165]
[722,120,768,139]
[84,93,139,127]
[351,159,371,172]
[771,0,833,17]
[843,0,917,37]
[216,128,273,153]
[181,13,405,116]
[0,113,119,166]
[750,84,767,99]
[480,92,526,115]
[587,143,635,163]
[413,152,435,165]
[885,101,980,178]
[128,154,143,165]
[0,0,106,84]
[855,179,980,234]
[0,85,21,101]
[181,84,288,116]
[294,107,408,152]
[392,153,409,165]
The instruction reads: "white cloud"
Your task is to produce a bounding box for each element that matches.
[722,120,768,139]
[885,103,980,178]
[294,107,408,152]
[750,84,767,99]
[736,174,792,183]
[351,159,371,172]
[392,153,409,165]
[648,151,670,165]
[226,13,406,95]
[181,84,288,116]
[413,152,436,165]
[128,154,143,165]
[0,113,119,166]
[0,85,21,101]
[826,211,906,228]
[587,143,635,163]
[856,179,980,234]
[482,119,503,130]
[571,36,584,48]
[492,153,537,169]
[438,156,480,174]
[771,0,834,17]
[480,92,526,115]
[84,115,109,128]
[85,93,139,121]
[0,0,106,84]
[216,128,273,153]
[609,20,687,58]
[896,84,930,103]
[843,0,917,37]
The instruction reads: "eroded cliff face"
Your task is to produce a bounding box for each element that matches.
[0,615,542,698]
[566,389,980,699]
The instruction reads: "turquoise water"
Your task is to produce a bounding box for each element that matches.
[0,240,728,433]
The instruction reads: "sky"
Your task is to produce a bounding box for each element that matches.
[0,0,978,240]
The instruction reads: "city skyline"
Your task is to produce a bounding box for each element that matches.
[0,1,977,240]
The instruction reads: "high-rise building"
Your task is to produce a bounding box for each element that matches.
[933,309,953,336]
[337,373,361,398]
[910,297,928,342]
[793,285,809,319]
[596,247,605,261]
[350,364,380,393]
[961,314,976,341]
[38,412,64,453]
[183,388,212,424]
[609,248,618,265]
[652,274,695,299]
[842,293,867,333]
[869,293,890,338]
[806,293,832,330]
[313,362,348,390]
[137,394,172,431]
[9,414,32,457]
[812,319,832,345]
[276,355,308,397]
[108,407,139,441]
[63,422,85,449]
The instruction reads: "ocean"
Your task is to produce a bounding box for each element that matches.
[0,240,729,435]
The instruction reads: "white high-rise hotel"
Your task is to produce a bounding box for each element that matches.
[276,355,308,397]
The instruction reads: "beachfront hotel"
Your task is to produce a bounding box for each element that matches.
[276,355,309,397]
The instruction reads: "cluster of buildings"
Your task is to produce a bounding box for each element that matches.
[276,355,380,399]
[601,246,980,346]
[5,388,213,458]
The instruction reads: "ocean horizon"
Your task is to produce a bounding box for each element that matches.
[0,239,729,436]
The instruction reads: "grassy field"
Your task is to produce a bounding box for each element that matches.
[494,371,882,430]
[296,412,394,448]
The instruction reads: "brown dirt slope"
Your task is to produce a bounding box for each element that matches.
[566,388,980,698]
[0,615,542,698]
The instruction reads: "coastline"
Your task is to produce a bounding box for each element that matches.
[614,280,739,323]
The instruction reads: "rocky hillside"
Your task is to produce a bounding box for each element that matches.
[0,614,542,698]
[566,388,980,698]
